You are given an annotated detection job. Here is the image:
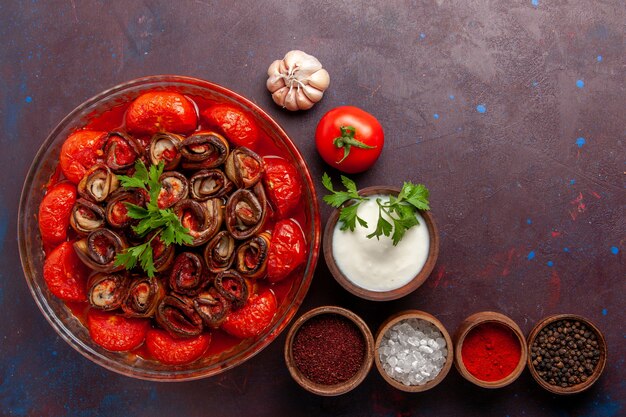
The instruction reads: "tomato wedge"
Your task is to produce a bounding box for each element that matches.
[38,182,77,248]
[59,130,107,184]
[145,329,211,365]
[43,241,89,302]
[87,309,149,352]
[221,290,277,339]
[263,157,302,217]
[267,219,307,283]
[201,104,259,148]
[125,91,198,135]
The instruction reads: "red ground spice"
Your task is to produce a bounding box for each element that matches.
[461,322,521,382]
[292,314,365,385]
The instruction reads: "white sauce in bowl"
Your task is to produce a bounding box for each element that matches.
[332,195,430,292]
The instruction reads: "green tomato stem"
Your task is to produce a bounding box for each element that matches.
[333,125,376,164]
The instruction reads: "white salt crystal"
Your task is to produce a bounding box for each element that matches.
[377,318,448,386]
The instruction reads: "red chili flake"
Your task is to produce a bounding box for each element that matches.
[292,314,365,385]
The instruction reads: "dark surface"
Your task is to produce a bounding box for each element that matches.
[1,1,624,416]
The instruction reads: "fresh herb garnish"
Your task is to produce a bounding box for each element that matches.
[322,172,430,246]
[114,160,193,277]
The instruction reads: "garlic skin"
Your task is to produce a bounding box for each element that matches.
[267,50,330,111]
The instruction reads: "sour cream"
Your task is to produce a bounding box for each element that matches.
[332,195,430,292]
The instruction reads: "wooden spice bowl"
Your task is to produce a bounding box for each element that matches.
[526,314,607,395]
[284,306,374,396]
[453,311,527,389]
[374,310,453,392]
[323,186,439,301]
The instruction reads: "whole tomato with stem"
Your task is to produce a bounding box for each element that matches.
[201,104,259,148]
[38,182,77,248]
[59,130,107,184]
[315,106,384,173]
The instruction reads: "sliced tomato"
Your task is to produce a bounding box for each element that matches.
[267,219,307,283]
[38,182,77,248]
[221,290,277,339]
[262,157,302,218]
[201,104,259,147]
[87,309,149,352]
[125,91,198,136]
[145,329,211,365]
[43,241,89,302]
[59,130,107,184]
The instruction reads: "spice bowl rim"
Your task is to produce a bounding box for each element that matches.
[323,186,439,302]
[453,311,528,389]
[284,305,374,396]
[374,309,453,392]
[526,313,607,395]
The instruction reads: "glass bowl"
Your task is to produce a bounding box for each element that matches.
[18,75,321,381]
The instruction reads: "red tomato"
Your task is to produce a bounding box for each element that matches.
[43,241,89,302]
[315,106,384,173]
[59,130,107,183]
[221,290,277,339]
[87,309,149,352]
[145,329,211,365]
[38,182,77,247]
[262,157,302,217]
[201,104,259,147]
[125,91,198,136]
[267,219,306,283]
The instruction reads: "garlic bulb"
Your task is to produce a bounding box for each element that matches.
[266,50,330,111]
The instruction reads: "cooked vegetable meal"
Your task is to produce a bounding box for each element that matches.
[38,90,308,365]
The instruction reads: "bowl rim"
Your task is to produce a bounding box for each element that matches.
[453,311,528,389]
[526,313,607,395]
[18,75,321,381]
[283,305,374,396]
[374,309,453,392]
[323,185,439,301]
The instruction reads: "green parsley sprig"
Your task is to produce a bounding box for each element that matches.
[114,160,193,277]
[322,172,430,246]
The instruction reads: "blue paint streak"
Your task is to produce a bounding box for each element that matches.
[547,260,554,267]
[576,137,586,148]
[419,33,426,39]
[527,218,532,225]
[611,246,619,255]
[527,251,535,260]
[570,179,576,185]
[0,206,7,252]
[581,396,621,417]
[564,247,570,252]
[476,104,487,113]
[531,0,539,6]
[25,96,32,103]
[597,55,603,62]
[602,308,608,316]
[449,95,455,100]
[576,79,585,88]
[433,113,440,120]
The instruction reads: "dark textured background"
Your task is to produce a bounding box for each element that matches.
[1,0,624,416]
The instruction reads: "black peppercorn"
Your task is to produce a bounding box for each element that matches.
[531,319,602,388]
